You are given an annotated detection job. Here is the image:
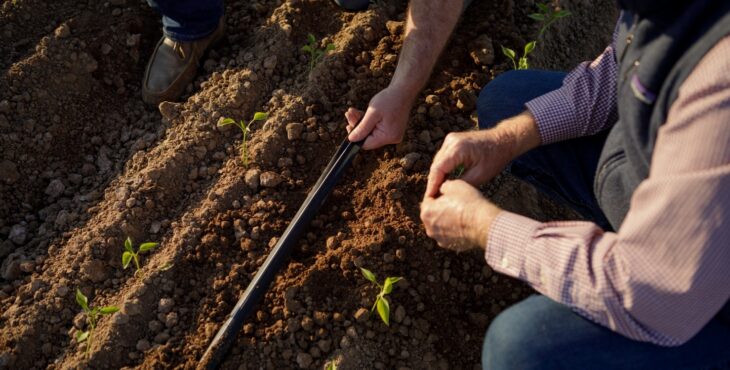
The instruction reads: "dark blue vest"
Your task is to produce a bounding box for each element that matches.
[594,1,730,229]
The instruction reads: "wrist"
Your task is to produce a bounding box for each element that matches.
[387,78,421,103]
[496,111,542,160]
[471,200,501,250]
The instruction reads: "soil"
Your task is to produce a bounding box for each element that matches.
[0,0,616,369]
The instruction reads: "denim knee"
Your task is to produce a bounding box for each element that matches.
[477,70,566,130]
[482,296,558,370]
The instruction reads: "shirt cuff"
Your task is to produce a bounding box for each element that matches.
[485,211,542,278]
[525,87,578,145]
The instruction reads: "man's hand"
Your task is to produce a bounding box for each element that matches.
[421,180,501,251]
[426,111,541,197]
[346,86,413,150]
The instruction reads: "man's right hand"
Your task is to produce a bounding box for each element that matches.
[346,86,414,150]
[425,111,542,197]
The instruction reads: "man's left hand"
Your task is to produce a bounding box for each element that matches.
[420,180,502,252]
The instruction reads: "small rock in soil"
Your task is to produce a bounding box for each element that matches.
[399,152,420,170]
[428,103,445,119]
[55,285,69,297]
[296,352,313,368]
[457,89,478,111]
[19,261,35,273]
[136,339,151,351]
[286,123,304,140]
[354,307,369,323]
[45,179,65,198]
[54,23,71,38]
[260,171,283,188]
[148,320,164,333]
[158,298,174,314]
[123,299,142,315]
[165,311,179,328]
[425,94,439,105]
[301,316,314,331]
[81,260,108,283]
[112,312,129,325]
[469,34,495,66]
[244,169,261,191]
[8,224,27,245]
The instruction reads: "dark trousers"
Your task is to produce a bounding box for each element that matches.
[146,0,369,42]
[477,70,730,370]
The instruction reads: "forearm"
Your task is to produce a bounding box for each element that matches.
[389,0,463,99]
[492,111,542,160]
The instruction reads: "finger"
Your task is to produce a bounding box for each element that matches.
[348,107,379,144]
[426,149,459,197]
[345,108,364,126]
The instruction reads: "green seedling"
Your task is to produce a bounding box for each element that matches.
[301,33,335,71]
[501,41,536,70]
[325,361,338,370]
[529,2,572,38]
[503,2,570,70]
[75,289,119,359]
[360,267,402,326]
[218,112,269,167]
[122,237,159,275]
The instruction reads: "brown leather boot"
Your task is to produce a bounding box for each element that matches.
[142,19,225,105]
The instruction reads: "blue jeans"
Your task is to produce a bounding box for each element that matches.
[146,1,369,41]
[483,296,730,370]
[477,70,730,369]
[147,0,224,42]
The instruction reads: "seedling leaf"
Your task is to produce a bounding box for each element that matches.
[326,43,336,51]
[383,276,402,294]
[528,13,545,21]
[376,296,390,325]
[360,267,377,284]
[253,112,268,121]
[307,33,316,44]
[501,45,516,60]
[218,118,236,127]
[124,237,133,252]
[99,306,120,314]
[139,242,158,252]
[122,251,133,269]
[301,45,312,53]
[524,41,536,55]
[76,289,89,312]
[76,330,89,343]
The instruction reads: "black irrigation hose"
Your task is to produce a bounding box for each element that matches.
[198,137,365,369]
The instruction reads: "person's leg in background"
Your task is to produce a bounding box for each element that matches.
[476,69,612,230]
[143,0,225,105]
[483,296,730,370]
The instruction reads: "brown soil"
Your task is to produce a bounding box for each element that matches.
[0,0,615,368]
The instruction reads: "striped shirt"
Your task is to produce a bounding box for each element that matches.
[484,25,730,346]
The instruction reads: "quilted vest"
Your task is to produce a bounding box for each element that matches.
[594,0,730,229]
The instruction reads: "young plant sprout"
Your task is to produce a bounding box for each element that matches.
[501,41,536,70]
[122,237,159,275]
[529,2,572,38]
[75,289,119,359]
[301,33,335,71]
[325,360,338,370]
[360,267,402,326]
[217,112,269,167]
[502,2,570,70]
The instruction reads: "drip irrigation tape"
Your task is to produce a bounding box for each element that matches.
[198,136,364,369]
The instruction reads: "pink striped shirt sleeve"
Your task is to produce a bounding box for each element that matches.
[485,36,730,346]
